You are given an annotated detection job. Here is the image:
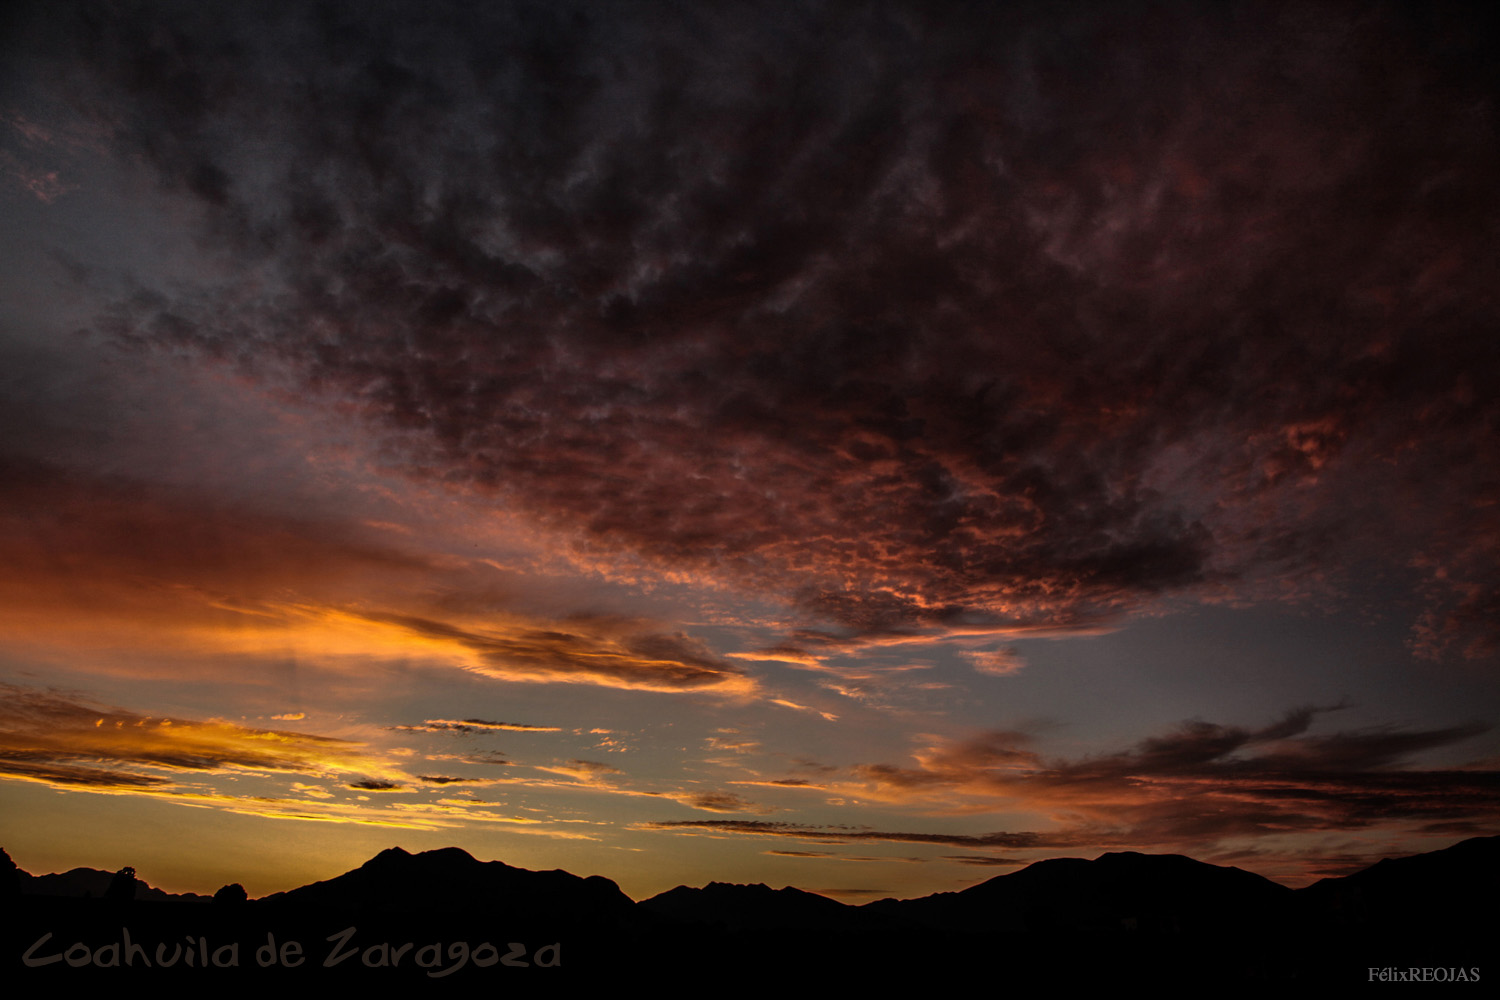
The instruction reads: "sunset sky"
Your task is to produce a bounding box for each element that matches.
[2,0,1497,904]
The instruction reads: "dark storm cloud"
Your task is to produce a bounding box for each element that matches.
[650,708,1500,864]
[850,708,1500,844]
[17,1,1500,652]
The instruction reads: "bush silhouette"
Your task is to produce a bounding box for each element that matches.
[105,865,138,902]
[214,882,248,904]
[0,847,20,898]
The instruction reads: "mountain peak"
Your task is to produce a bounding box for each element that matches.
[267,845,636,925]
[1095,850,1197,866]
[640,878,851,930]
[704,880,771,891]
[361,846,482,871]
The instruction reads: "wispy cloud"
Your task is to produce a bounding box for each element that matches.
[643,819,1079,851]
[648,708,1500,872]
[961,647,1026,677]
[0,458,755,694]
[359,612,755,693]
[0,685,606,836]
[392,719,562,734]
[0,684,392,788]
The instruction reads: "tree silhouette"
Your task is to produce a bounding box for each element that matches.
[105,865,138,902]
[214,882,248,904]
[0,847,21,898]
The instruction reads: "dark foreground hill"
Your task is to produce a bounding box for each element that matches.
[3,837,1494,985]
[862,849,1292,935]
[640,880,857,931]
[15,865,210,904]
[260,845,635,924]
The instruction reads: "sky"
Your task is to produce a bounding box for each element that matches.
[1,0,1497,903]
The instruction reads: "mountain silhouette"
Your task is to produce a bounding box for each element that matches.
[15,864,209,903]
[640,880,857,931]
[260,845,635,925]
[1298,834,1499,930]
[864,849,1290,935]
[5,837,1495,982]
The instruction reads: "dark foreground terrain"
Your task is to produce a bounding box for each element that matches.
[3,837,1493,986]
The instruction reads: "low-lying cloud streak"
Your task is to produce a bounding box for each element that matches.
[0,684,647,834]
[0,455,752,693]
[0,684,393,789]
[650,707,1500,876]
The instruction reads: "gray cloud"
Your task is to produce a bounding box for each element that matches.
[651,708,1500,864]
[8,0,1498,654]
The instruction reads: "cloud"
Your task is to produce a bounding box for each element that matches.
[0,457,752,694]
[360,612,754,693]
[644,819,1078,851]
[705,732,761,755]
[844,709,1500,846]
[10,0,1492,654]
[683,791,757,813]
[292,783,333,799]
[0,686,627,836]
[0,760,174,789]
[768,849,927,865]
[158,789,589,835]
[647,708,1500,872]
[426,751,512,767]
[765,850,832,858]
[733,778,823,790]
[532,759,625,782]
[962,647,1025,677]
[0,684,398,790]
[0,456,434,641]
[452,754,767,815]
[392,719,562,734]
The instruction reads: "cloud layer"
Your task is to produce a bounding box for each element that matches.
[6,0,1493,654]
[0,454,751,692]
[0,684,388,790]
[653,707,1500,877]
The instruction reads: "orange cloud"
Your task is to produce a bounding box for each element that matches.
[0,460,757,695]
[646,710,1500,874]
[355,612,756,694]
[391,719,562,733]
[0,684,392,788]
[0,685,613,835]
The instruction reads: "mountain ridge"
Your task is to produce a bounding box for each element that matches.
[4,838,1495,982]
[8,836,1496,906]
